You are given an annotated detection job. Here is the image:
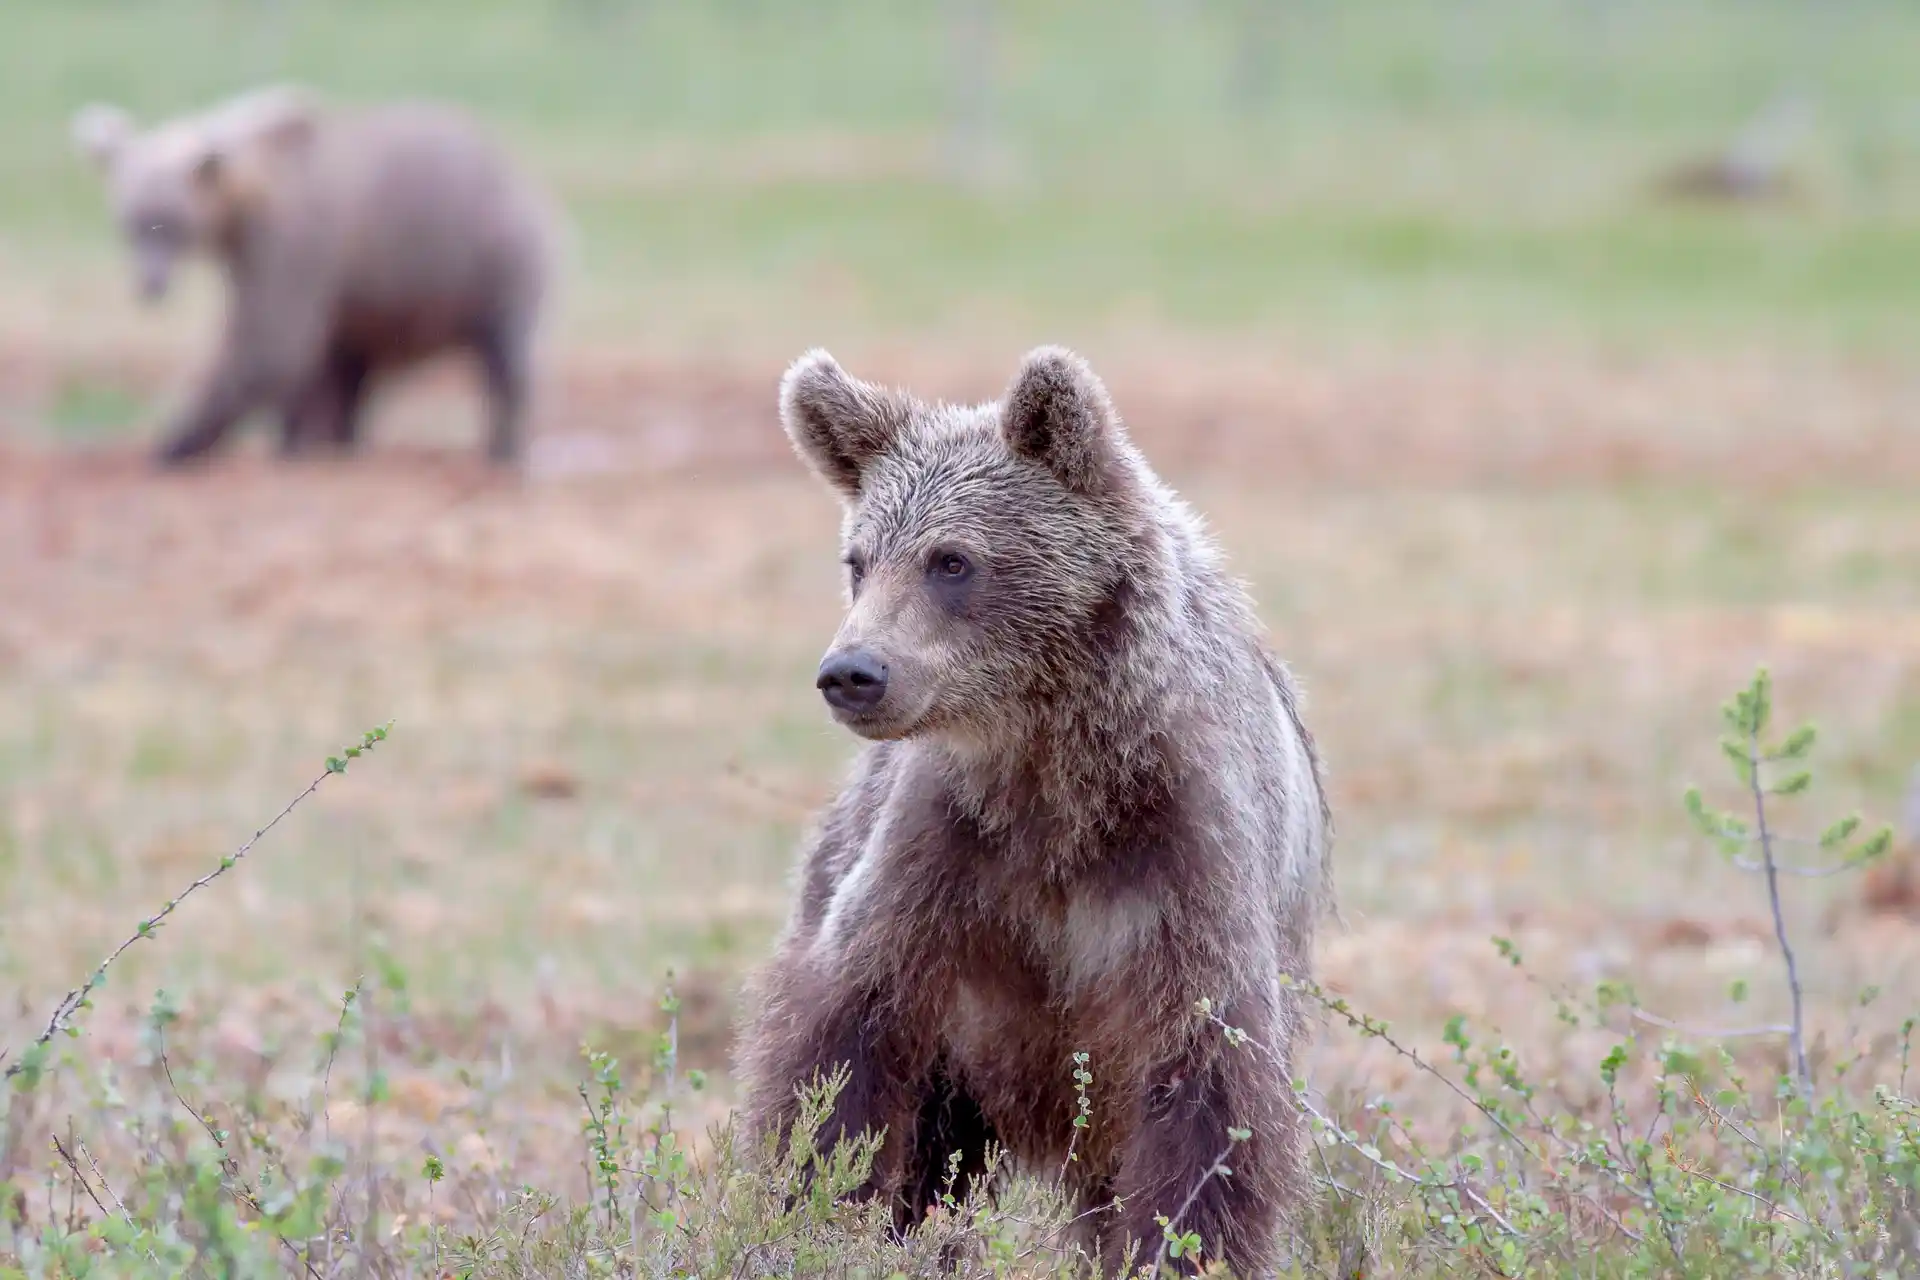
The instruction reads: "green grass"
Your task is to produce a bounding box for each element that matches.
[5,0,1920,349]
[44,374,144,439]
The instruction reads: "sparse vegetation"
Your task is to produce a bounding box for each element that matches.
[2,671,1915,1276]
[6,0,1920,1275]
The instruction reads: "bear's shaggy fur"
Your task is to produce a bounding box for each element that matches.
[736,346,1333,1273]
[72,86,556,467]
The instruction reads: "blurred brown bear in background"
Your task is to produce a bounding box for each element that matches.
[72,85,558,468]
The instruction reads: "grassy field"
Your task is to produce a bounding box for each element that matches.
[5,0,1920,357]
[4,1,1920,1274]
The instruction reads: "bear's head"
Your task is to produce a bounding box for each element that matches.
[782,346,1157,746]
[71,86,318,303]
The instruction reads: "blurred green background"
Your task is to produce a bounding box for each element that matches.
[8,0,1920,352]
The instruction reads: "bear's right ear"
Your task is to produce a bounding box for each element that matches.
[72,104,134,171]
[779,349,910,500]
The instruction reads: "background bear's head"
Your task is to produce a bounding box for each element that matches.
[71,86,318,303]
[782,345,1162,747]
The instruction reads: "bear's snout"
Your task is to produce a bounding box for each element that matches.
[816,649,888,715]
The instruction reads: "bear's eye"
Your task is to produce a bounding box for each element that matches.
[844,557,866,589]
[934,553,971,580]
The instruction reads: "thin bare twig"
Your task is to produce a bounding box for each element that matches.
[1747,726,1811,1096]
[1671,1162,1815,1231]
[1250,990,1541,1158]
[4,726,389,1082]
[48,1133,111,1222]
[158,1032,327,1280]
[1682,1078,1766,1153]
[76,1138,135,1228]
[1162,1139,1237,1245]
[1726,852,1877,879]
[1630,1009,1794,1039]
[1202,1003,1546,1245]
[73,1134,165,1268]
[1291,1090,1525,1240]
[320,976,365,1147]
[1009,1198,1115,1267]
[158,1032,235,1175]
[1268,982,1657,1227]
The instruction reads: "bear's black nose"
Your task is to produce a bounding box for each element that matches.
[816,650,888,713]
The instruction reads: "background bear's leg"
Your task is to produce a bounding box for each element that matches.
[155,360,263,467]
[160,288,329,468]
[277,350,370,457]
[277,371,333,458]
[1102,1040,1301,1277]
[324,349,372,450]
[472,318,529,466]
[893,1065,999,1241]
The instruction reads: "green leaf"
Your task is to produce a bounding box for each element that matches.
[1769,771,1812,796]
[1721,697,1748,735]
[1719,737,1754,780]
[325,756,346,774]
[1682,787,1722,836]
[1774,724,1817,760]
[1860,827,1895,862]
[14,1040,50,1087]
[271,1193,326,1241]
[1820,814,1863,849]
[1599,1043,1628,1085]
[1749,667,1773,733]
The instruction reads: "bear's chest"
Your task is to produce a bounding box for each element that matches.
[917,789,1177,988]
[932,880,1166,1063]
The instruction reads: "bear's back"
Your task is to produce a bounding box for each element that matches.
[307,103,554,348]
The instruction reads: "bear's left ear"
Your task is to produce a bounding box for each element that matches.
[71,104,134,171]
[198,86,318,184]
[193,89,319,193]
[1001,346,1125,495]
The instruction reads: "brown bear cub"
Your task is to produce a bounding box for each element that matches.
[737,346,1333,1273]
[72,86,556,468]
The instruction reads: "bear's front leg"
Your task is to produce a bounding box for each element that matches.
[1103,1033,1303,1277]
[277,351,371,458]
[155,359,260,467]
[156,289,328,468]
[737,972,917,1206]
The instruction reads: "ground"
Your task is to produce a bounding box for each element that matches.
[4,339,1919,1192]
[3,0,1920,1270]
